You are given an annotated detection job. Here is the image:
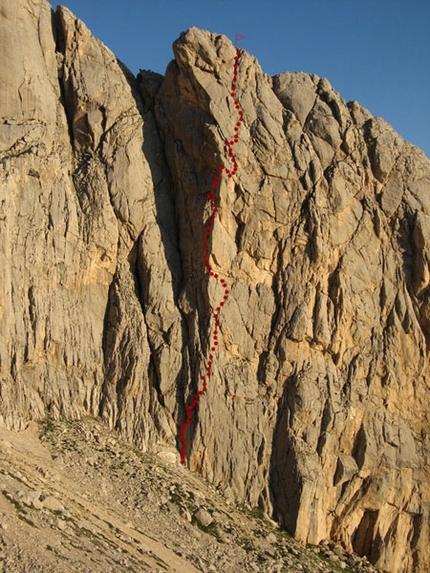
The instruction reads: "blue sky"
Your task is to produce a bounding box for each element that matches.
[49,0,430,158]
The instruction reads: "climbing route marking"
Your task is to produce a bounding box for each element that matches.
[179,40,245,465]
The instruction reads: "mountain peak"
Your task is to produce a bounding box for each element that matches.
[1,1,430,572]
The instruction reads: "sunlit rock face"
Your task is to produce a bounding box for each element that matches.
[1,3,429,571]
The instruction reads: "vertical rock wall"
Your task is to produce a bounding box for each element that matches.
[0,1,182,451]
[155,28,430,573]
[1,3,429,571]
[0,0,111,426]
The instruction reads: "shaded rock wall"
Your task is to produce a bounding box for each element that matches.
[1,2,429,572]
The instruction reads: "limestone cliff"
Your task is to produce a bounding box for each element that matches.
[1,2,429,572]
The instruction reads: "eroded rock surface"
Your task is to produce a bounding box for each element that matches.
[155,27,430,573]
[1,2,430,572]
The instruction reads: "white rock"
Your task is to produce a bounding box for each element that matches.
[266,532,277,544]
[156,451,177,465]
[194,508,213,528]
[41,496,65,513]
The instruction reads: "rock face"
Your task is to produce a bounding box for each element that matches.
[1,2,430,572]
[0,0,179,451]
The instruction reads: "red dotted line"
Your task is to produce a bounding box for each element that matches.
[180,48,244,465]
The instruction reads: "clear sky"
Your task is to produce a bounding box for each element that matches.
[49,0,430,158]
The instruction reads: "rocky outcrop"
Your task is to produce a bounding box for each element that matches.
[1,2,430,572]
[155,27,430,573]
[0,0,179,452]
